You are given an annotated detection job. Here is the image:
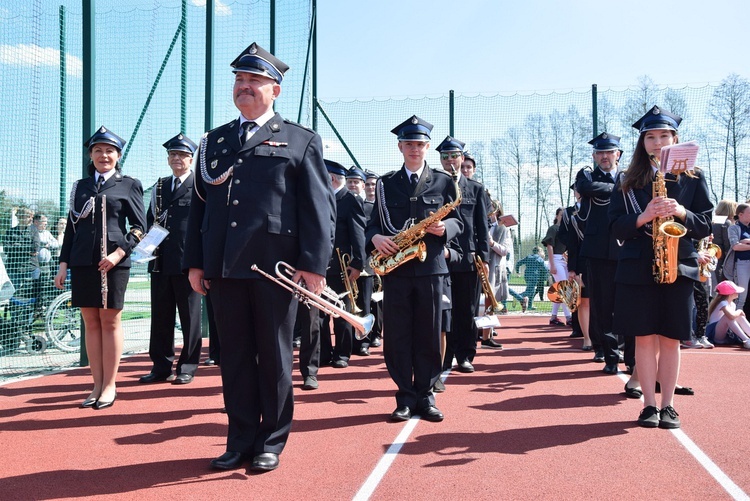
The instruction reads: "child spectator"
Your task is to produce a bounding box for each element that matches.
[706,280,750,349]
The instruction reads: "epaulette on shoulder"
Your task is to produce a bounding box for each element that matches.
[381,170,399,179]
[431,168,452,178]
[283,119,315,134]
[465,177,483,188]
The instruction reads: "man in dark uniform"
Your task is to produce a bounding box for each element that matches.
[346,166,366,200]
[366,116,463,422]
[436,136,490,374]
[575,132,623,374]
[183,43,333,472]
[362,170,383,348]
[318,160,366,368]
[139,134,202,385]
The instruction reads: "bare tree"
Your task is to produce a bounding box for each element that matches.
[548,109,566,205]
[597,95,617,136]
[526,113,546,243]
[501,128,525,258]
[564,105,588,205]
[710,73,750,201]
[490,137,506,205]
[622,75,661,151]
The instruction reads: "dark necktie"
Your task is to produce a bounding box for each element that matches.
[96,175,105,192]
[173,177,182,192]
[410,173,419,192]
[240,121,256,146]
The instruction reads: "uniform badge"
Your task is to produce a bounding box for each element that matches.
[211,159,218,169]
[602,133,608,139]
[411,117,418,124]
[250,46,257,55]
[652,106,660,115]
[271,123,280,131]
[98,126,107,133]
[217,137,224,143]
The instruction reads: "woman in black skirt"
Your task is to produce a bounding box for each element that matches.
[609,106,712,429]
[54,127,146,409]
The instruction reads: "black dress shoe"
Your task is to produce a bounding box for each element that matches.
[603,363,618,375]
[569,330,583,338]
[390,406,412,421]
[139,372,176,383]
[250,452,279,472]
[457,360,475,373]
[210,451,248,470]
[331,359,349,368]
[94,392,116,410]
[356,346,370,356]
[417,405,444,422]
[204,359,216,366]
[370,337,382,347]
[172,373,194,385]
[624,383,643,399]
[592,351,605,363]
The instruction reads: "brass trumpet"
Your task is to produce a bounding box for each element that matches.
[336,248,361,314]
[251,261,374,340]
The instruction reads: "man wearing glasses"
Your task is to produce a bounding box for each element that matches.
[436,136,490,375]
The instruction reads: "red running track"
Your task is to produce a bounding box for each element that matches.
[0,315,748,500]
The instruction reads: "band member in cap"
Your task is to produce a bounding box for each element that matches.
[318,159,366,367]
[435,136,490,373]
[609,106,712,429]
[346,166,366,199]
[183,43,333,471]
[54,126,146,410]
[366,116,463,422]
[360,170,383,349]
[139,134,202,385]
[575,132,624,374]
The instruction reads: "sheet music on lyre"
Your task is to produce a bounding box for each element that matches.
[659,140,699,174]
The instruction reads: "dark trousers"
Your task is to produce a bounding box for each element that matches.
[205,293,220,363]
[210,278,297,455]
[446,271,481,364]
[382,274,442,410]
[586,258,620,365]
[149,273,202,376]
[320,273,352,363]
[297,302,321,377]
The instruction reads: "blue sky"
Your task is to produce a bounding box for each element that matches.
[316,0,750,98]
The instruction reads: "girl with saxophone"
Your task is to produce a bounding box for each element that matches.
[609,106,712,429]
[54,127,146,409]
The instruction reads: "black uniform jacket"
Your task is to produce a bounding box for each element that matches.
[609,170,713,285]
[365,165,463,277]
[450,174,490,272]
[558,205,584,274]
[329,188,366,274]
[147,173,194,275]
[60,172,146,268]
[183,113,334,278]
[576,166,620,261]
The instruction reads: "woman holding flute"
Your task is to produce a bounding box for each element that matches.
[55,127,146,409]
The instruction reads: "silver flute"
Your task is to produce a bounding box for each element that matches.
[101,194,108,309]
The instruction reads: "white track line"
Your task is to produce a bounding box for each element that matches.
[352,371,449,501]
[618,373,749,500]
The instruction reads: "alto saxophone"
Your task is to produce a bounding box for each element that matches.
[370,168,462,276]
[697,237,722,282]
[474,254,500,314]
[651,156,687,284]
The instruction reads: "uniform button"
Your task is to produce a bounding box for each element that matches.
[230,222,237,228]
[234,179,241,185]
[270,151,276,156]
[222,149,228,154]
[232,200,239,206]
[237,159,243,164]
[287,229,292,234]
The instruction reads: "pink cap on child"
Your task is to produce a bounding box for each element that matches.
[716,280,744,295]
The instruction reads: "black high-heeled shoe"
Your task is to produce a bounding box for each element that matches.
[94,392,117,410]
[80,396,98,408]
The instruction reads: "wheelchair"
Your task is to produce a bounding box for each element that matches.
[0,276,80,355]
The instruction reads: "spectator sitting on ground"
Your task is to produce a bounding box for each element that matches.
[706,280,750,349]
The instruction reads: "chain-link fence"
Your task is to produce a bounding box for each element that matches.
[2,1,749,379]
[0,0,312,380]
